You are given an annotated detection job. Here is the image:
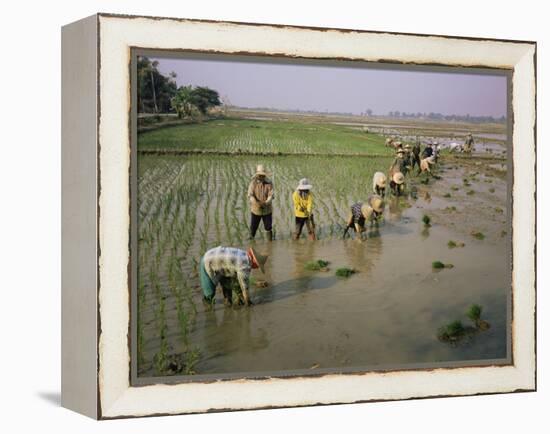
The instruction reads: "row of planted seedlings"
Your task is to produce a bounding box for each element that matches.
[137,156,207,375]
[137,153,394,375]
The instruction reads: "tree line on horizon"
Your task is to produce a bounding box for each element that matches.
[137,56,505,125]
[137,56,221,118]
[384,110,506,124]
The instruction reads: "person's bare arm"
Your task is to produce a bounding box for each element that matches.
[236,270,251,306]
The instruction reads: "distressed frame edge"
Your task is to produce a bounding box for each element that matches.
[95,14,537,419]
[61,13,101,420]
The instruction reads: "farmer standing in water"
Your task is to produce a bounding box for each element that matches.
[464,132,475,154]
[411,140,422,173]
[247,164,274,241]
[292,178,316,240]
[200,246,268,307]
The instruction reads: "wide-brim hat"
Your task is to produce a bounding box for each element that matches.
[393,172,405,185]
[297,178,313,190]
[248,247,268,274]
[360,203,372,219]
[254,164,270,176]
[376,175,387,187]
[369,195,385,213]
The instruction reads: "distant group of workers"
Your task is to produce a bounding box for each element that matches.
[200,133,474,307]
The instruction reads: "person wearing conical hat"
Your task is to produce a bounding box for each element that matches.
[389,171,406,196]
[200,246,268,307]
[247,164,274,241]
[372,171,387,197]
[292,178,316,240]
[343,195,385,239]
[389,148,410,177]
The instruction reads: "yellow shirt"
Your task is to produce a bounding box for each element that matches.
[293,191,314,218]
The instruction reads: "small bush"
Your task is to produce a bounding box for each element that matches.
[335,267,356,278]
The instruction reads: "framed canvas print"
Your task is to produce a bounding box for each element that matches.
[61,13,536,419]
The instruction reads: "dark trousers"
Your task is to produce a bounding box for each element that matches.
[411,154,421,170]
[294,215,315,238]
[250,213,272,238]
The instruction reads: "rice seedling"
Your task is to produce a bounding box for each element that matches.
[443,193,451,198]
[466,189,475,195]
[422,214,431,227]
[489,187,495,193]
[432,261,445,269]
[466,304,490,330]
[335,267,356,278]
[304,259,330,271]
[451,186,459,191]
[437,320,466,342]
[447,240,465,248]
[471,231,485,240]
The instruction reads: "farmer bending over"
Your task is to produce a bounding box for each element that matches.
[343,195,385,239]
[200,246,268,307]
[292,178,316,240]
[247,164,274,241]
[464,133,474,154]
[372,172,387,196]
[389,172,406,196]
[390,148,410,177]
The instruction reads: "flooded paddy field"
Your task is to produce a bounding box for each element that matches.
[136,147,510,378]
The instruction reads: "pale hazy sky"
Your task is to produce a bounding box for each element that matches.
[152,55,507,117]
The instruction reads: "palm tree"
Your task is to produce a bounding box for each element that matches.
[149,61,159,113]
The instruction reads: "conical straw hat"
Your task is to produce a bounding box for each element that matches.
[369,195,385,213]
[249,247,268,274]
[393,172,405,185]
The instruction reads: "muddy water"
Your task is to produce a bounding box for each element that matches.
[185,195,509,376]
[137,152,510,378]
